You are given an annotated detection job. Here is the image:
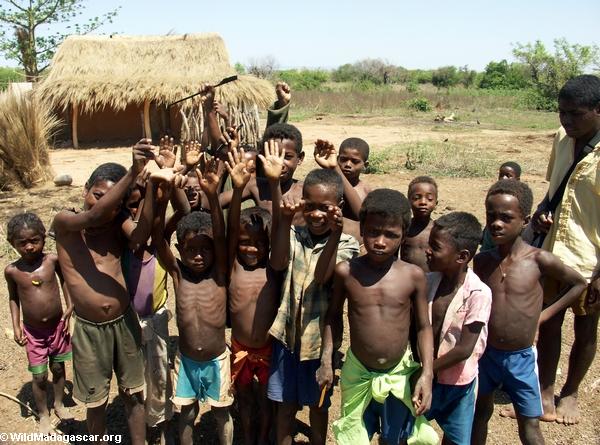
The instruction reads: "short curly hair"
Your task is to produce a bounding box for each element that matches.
[359,188,412,232]
[486,179,533,217]
[176,211,213,244]
[340,137,370,161]
[7,212,46,244]
[262,123,303,154]
[499,161,522,178]
[558,75,600,109]
[85,162,127,189]
[408,175,438,197]
[303,168,344,203]
[434,212,482,257]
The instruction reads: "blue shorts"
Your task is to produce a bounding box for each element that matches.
[172,350,234,407]
[363,393,415,443]
[267,339,332,407]
[425,379,476,445]
[478,345,542,418]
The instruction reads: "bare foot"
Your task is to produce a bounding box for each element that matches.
[499,406,517,419]
[555,394,580,425]
[500,404,557,422]
[54,405,74,421]
[38,415,53,434]
[540,393,557,422]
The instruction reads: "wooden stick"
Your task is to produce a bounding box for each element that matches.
[318,385,327,408]
[168,75,238,108]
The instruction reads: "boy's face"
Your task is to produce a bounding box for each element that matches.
[237,223,269,267]
[125,187,143,218]
[361,214,403,263]
[184,175,202,209]
[275,138,304,184]
[302,184,340,236]
[177,231,214,274]
[337,147,367,183]
[409,182,437,219]
[485,193,527,245]
[559,98,600,140]
[498,166,519,181]
[426,226,460,273]
[11,227,45,263]
[83,180,121,219]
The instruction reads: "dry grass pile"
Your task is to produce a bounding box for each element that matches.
[0,90,58,189]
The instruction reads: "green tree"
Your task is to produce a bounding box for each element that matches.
[457,65,477,88]
[512,38,600,108]
[234,62,246,74]
[479,59,530,90]
[0,1,119,82]
[432,66,459,89]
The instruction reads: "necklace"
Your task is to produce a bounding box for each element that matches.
[499,261,507,281]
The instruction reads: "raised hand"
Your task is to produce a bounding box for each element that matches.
[132,138,156,175]
[156,180,173,203]
[222,126,240,153]
[275,81,291,107]
[225,146,251,189]
[314,139,338,170]
[184,140,202,169]
[326,205,343,232]
[200,83,216,106]
[196,155,222,197]
[213,101,230,124]
[280,194,305,218]
[155,136,178,169]
[259,139,285,182]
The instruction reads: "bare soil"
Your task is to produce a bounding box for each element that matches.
[0,114,598,444]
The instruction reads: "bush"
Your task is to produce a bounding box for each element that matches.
[277,69,329,91]
[406,81,419,93]
[432,66,459,89]
[407,97,431,112]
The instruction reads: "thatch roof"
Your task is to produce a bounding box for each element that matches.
[36,33,274,113]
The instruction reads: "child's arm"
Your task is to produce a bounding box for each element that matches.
[152,181,181,290]
[316,262,347,390]
[218,179,256,209]
[200,85,224,151]
[54,259,73,333]
[269,194,303,271]
[123,177,155,249]
[411,267,434,415]
[313,205,344,284]
[537,251,587,324]
[226,146,252,273]
[433,322,484,373]
[197,157,227,285]
[314,140,365,219]
[4,268,26,346]
[53,140,153,234]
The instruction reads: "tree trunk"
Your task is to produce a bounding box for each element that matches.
[72,103,79,149]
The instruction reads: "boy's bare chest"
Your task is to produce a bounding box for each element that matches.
[230,265,273,300]
[177,277,226,310]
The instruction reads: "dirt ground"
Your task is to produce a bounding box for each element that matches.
[0,114,599,444]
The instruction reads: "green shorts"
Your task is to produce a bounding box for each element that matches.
[72,306,144,407]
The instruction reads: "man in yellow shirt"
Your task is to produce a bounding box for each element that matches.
[533,75,600,426]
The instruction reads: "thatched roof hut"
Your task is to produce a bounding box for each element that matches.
[36,33,274,147]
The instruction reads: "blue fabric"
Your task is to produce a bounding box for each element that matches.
[478,345,543,418]
[363,392,415,443]
[267,339,332,407]
[426,379,476,445]
[174,353,221,402]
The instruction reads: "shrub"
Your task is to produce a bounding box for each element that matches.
[277,69,329,91]
[407,97,431,112]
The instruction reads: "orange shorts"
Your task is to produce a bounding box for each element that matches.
[231,337,272,387]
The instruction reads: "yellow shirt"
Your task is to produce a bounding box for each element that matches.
[543,127,600,281]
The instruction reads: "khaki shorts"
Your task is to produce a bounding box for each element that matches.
[543,278,600,317]
[73,306,145,407]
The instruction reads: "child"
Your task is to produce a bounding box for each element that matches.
[402,176,438,272]
[313,138,371,243]
[5,212,74,434]
[480,162,522,252]
[225,143,283,445]
[471,180,586,445]
[268,168,360,445]
[424,212,492,445]
[52,142,154,445]
[152,158,233,445]
[317,188,436,445]
[219,123,305,223]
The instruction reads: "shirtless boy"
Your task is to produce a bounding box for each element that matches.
[402,176,438,272]
[317,188,436,445]
[224,143,284,445]
[5,213,73,434]
[152,158,233,445]
[269,168,359,445]
[471,180,586,445]
[52,141,154,445]
[313,138,371,243]
[424,212,492,445]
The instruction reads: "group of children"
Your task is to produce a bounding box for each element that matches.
[4,78,595,445]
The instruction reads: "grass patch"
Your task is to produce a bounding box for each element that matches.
[365,140,498,178]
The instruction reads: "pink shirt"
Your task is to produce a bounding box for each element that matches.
[426,268,492,385]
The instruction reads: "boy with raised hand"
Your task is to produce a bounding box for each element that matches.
[152,157,233,445]
[424,212,492,445]
[313,138,371,243]
[52,140,154,445]
[5,212,74,434]
[268,168,360,445]
[471,180,586,445]
[402,176,438,272]
[225,141,284,445]
[317,188,437,445]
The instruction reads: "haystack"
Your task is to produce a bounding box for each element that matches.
[0,89,57,189]
[36,33,275,147]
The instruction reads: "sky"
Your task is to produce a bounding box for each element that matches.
[1,0,599,71]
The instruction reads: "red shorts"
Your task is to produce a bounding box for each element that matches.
[23,319,72,375]
[231,337,272,387]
